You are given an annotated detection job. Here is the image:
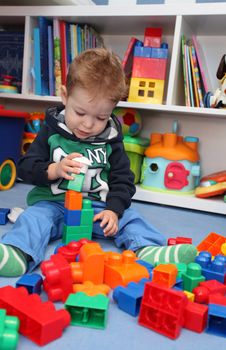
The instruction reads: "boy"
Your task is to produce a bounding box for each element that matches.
[0,48,197,276]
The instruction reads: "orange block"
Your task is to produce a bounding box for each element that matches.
[65,190,83,210]
[70,243,105,285]
[152,264,177,288]
[73,281,110,296]
[197,232,226,256]
[104,250,149,289]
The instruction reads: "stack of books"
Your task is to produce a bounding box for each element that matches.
[32,17,104,97]
[181,34,210,107]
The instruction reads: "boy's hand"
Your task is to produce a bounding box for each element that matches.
[93,210,119,237]
[47,153,83,181]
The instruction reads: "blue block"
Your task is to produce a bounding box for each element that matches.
[134,46,152,58]
[64,208,81,226]
[206,303,226,337]
[136,259,154,278]
[16,273,43,294]
[151,47,168,59]
[195,252,226,284]
[0,208,10,225]
[113,278,151,317]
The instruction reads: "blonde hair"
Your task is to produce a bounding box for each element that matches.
[66,48,127,103]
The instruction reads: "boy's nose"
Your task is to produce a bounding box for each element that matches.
[83,116,94,129]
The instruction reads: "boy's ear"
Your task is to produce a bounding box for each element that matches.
[61,85,68,106]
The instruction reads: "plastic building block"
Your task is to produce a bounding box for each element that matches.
[181,263,205,292]
[167,236,192,245]
[73,281,110,296]
[41,253,73,302]
[64,208,81,226]
[206,303,226,337]
[183,290,195,302]
[0,308,20,350]
[197,232,226,256]
[104,250,149,289]
[152,264,177,288]
[80,199,94,226]
[138,281,188,339]
[128,77,165,104]
[136,259,154,277]
[113,278,151,317]
[56,239,90,263]
[151,45,168,59]
[195,170,226,198]
[209,294,226,306]
[195,251,226,283]
[67,173,85,191]
[63,224,92,243]
[71,243,105,285]
[132,56,167,80]
[65,190,83,210]
[65,292,109,329]
[193,279,226,304]
[144,27,162,48]
[183,301,208,333]
[0,286,71,346]
[16,273,43,294]
[134,46,153,58]
[0,208,10,225]
[174,263,187,278]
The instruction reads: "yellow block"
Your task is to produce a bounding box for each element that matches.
[184,290,195,302]
[128,77,165,104]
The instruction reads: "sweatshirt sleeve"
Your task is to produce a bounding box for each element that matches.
[105,141,136,217]
[17,124,54,186]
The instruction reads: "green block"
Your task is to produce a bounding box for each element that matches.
[181,262,205,292]
[63,225,92,244]
[65,292,109,329]
[67,173,85,191]
[82,199,92,209]
[81,208,94,226]
[0,309,20,350]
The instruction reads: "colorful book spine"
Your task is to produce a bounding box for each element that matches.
[59,20,67,86]
[186,44,195,107]
[33,27,41,95]
[47,25,55,96]
[189,44,199,107]
[38,16,51,95]
[192,35,209,94]
[53,18,62,96]
[181,34,190,107]
[191,45,204,107]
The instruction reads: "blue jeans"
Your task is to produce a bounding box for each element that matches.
[1,201,166,270]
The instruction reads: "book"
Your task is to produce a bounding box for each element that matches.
[53,18,62,96]
[47,25,55,96]
[185,43,195,107]
[59,20,68,86]
[0,30,24,93]
[188,44,199,107]
[122,37,142,81]
[38,16,52,95]
[192,35,210,94]
[33,27,42,95]
[190,44,204,107]
[181,34,190,106]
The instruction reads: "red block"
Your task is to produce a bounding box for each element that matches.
[193,280,226,304]
[183,301,208,333]
[132,56,167,80]
[41,253,73,302]
[144,27,162,48]
[138,282,188,339]
[57,239,91,263]
[168,236,192,245]
[0,286,70,346]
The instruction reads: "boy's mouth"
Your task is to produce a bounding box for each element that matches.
[77,129,90,137]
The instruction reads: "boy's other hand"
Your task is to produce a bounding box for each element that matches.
[93,210,118,237]
[47,152,83,181]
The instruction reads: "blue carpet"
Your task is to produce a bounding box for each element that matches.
[0,182,225,349]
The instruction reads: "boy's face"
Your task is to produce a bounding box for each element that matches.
[61,86,116,139]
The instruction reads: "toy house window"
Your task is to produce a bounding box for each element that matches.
[147,90,154,97]
[139,81,146,87]
[149,82,155,88]
[138,89,145,96]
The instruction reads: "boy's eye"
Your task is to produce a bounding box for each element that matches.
[76,111,85,116]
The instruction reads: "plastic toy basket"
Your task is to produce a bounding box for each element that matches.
[0,105,29,190]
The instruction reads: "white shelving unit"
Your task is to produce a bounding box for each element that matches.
[1,3,226,214]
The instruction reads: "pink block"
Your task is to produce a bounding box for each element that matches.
[132,57,167,80]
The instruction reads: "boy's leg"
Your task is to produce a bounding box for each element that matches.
[93,203,197,265]
[0,201,65,276]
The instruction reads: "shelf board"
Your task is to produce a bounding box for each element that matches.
[133,185,226,215]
